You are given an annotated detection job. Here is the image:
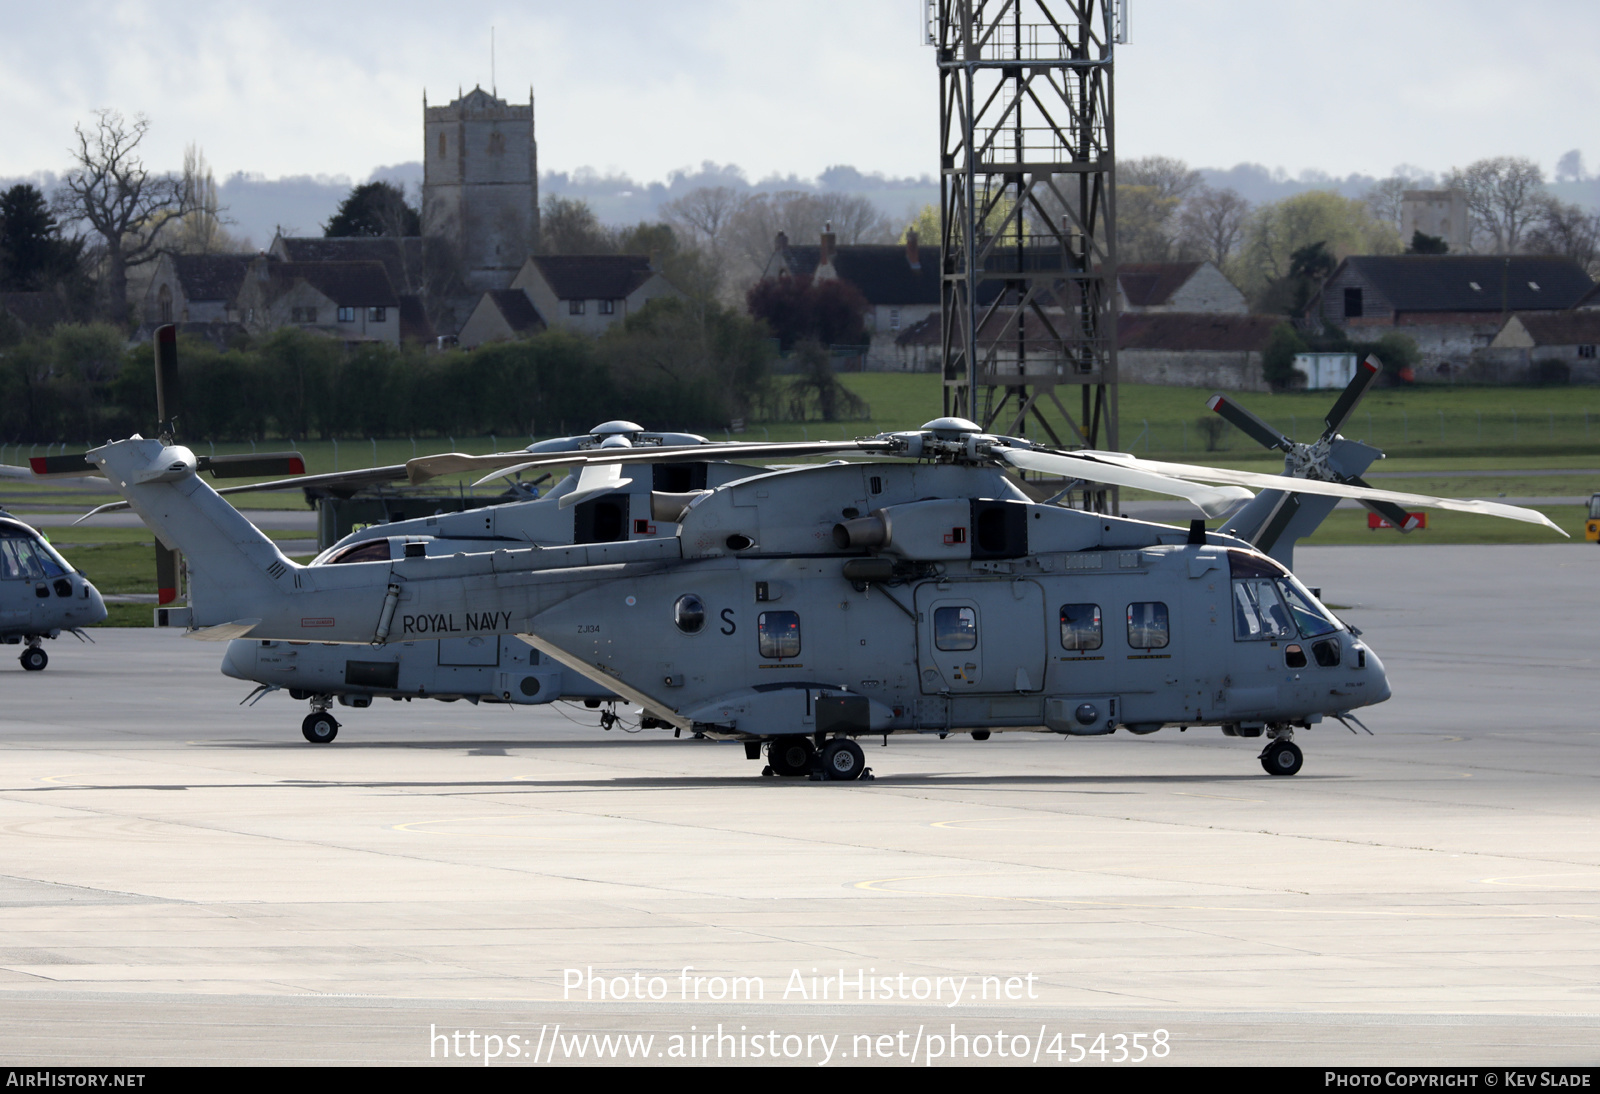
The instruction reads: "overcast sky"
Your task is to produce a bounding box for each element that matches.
[3,1,1595,186]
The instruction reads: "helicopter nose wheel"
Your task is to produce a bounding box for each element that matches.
[19,645,48,672]
[818,738,869,781]
[1260,739,1303,776]
[301,711,340,744]
[766,737,816,777]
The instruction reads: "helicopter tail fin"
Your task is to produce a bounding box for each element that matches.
[88,437,297,630]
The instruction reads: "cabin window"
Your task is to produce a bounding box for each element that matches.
[338,307,356,322]
[569,300,586,315]
[1580,345,1597,359]
[1343,288,1363,318]
[599,300,616,315]
[1059,603,1102,650]
[758,611,801,659]
[367,307,387,322]
[934,606,977,652]
[674,593,706,635]
[1126,602,1169,649]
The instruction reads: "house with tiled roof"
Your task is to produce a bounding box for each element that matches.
[457,289,547,349]
[1485,310,1600,383]
[1308,254,1596,376]
[142,253,253,327]
[234,257,403,345]
[764,228,942,368]
[1116,262,1246,315]
[506,254,676,334]
[1116,313,1284,391]
[268,234,428,295]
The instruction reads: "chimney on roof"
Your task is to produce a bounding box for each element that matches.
[775,230,788,252]
[906,228,920,270]
[816,222,838,283]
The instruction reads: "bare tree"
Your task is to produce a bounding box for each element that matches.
[725,190,895,287]
[1120,156,1203,204]
[54,110,191,324]
[1524,195,1600,275]
[1177,186,1252,266]
[1444,156,1546,253]
[660,186,743,258]
[1362,177,1409,232]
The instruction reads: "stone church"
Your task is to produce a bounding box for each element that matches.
[422,86,540,293]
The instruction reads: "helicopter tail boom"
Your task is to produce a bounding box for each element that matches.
[89,437,304,632]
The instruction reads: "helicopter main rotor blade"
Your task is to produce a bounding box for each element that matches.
[410,439,894,485]
[1073,451,1567,536]
[998,449,1255,519]
[1323,355,1383,439]
[1207,394,1292,452]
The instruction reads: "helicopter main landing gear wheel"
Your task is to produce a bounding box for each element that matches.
[1260,739,1303,776]
[819,738,868,781]
[19,646,47,672]
[301,711,339,744]
[767,737,815,777]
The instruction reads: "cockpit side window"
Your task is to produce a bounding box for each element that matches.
[327,540,393,565]
[1278,579,1339,638]
[0,534,61,580]
[1232,579,1293,641]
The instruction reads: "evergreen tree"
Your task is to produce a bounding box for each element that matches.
[324,182,420,238]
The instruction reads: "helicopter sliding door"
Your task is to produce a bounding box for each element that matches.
[914,580,1047,695]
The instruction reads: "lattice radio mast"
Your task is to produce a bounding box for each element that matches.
[932,0,1126,509]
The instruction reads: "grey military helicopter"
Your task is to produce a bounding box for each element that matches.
[214,421,767,743]
[0,512,107,669]
[80,383,1562,778]
[228,361,1404,743]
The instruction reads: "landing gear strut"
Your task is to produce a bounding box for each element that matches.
[19,641,47,672]
[301,695,339,744]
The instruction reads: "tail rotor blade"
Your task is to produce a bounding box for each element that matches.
[1208,394,1293,452]
[155,544,182,605]
[1345,473,1417,532]
[197,452,307,479]
[155,324,180,439]
[29,453,99,477]
[1323,355,1382,439]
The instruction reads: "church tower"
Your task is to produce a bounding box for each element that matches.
[422,86,539,293]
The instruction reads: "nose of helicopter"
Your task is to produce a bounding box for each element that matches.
[1363,643,1392,706]
[83,579,107,625]
[220,639,254,680]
